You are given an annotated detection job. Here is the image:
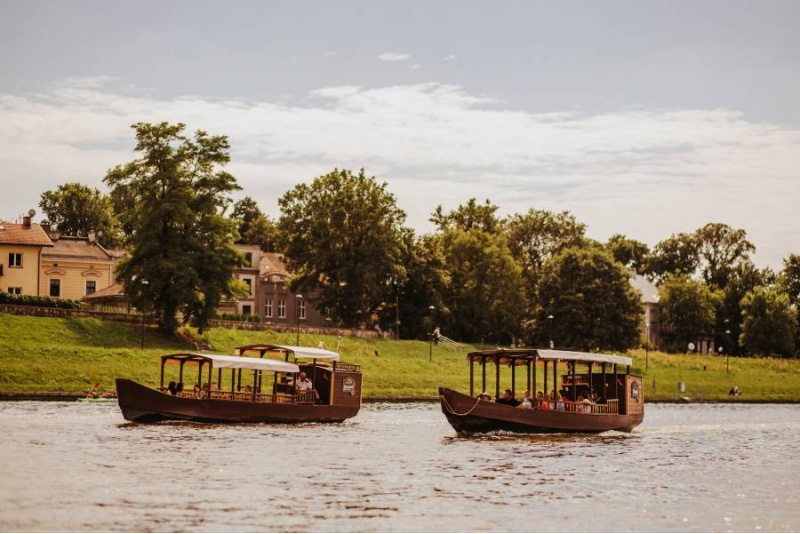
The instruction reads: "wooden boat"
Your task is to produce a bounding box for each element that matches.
[439,348,643,434]
[116,344,362,423]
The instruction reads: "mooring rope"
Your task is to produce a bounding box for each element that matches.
[440,394,482,417]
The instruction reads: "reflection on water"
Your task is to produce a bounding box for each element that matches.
[0,402,798,532]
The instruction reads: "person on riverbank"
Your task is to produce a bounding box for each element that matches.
[729,386,740,396]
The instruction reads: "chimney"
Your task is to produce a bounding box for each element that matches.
[22,215,31,229]
[88,231,96,243]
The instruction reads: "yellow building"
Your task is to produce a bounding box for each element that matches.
[39,233,115,300]
[0,216,54,295]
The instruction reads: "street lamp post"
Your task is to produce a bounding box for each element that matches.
[140,279,149,350]
[295,294,303,345]
[547,314,554,349]
[725,329,731,374]
[428,305,435,362]
[645,321,650,370]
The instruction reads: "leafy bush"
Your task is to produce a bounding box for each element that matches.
[0,291,81,310]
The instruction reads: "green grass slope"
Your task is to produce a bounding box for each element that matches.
[1,313,798,400]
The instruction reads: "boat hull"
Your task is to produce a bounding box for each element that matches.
[439,387,642,434]
[116,378,360,424]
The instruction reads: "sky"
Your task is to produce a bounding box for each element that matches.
[1,0,798,269]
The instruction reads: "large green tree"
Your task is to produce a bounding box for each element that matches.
[231,196,279,251]
[779,254,800,350]
[659,275,722,352]
[104,122,242,333]
[430,198,501,234]
[605,233,650,273]
[740,287,797,357]
[694,223,755,289]
[39,182,123,247]
[645,232,699,283]
[439,228,525,344]
[277,168,408,327]
[535,247,642,351]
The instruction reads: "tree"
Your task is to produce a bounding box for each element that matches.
[439,228,525,344]
[104,122,243,333]
[659,275,722,352]
[605,234,650,273]
[779,254,800,350]
[504,209,588,338]
[431,198,501,233]
[231,196,279,251]
[740,287,796,357]
[717,261,773,355]
[39,182,123,247]
[535,247,642,351]
[379,233,450,340]
[504,209,588,286]
[694,223,755,288]
[277,168,408,327]
[644,232,699,283]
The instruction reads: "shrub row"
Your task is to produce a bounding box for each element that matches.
[0,291,81,309]
[216,312,263,323]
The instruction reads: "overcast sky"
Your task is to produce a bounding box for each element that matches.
[1,0,798,269]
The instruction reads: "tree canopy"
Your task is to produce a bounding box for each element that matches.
[277,168,409,327]
[104,122,242,333]
[535,247,642,351]
[659,275,721,352]
[740,287,797,357]
[39,182,123,248]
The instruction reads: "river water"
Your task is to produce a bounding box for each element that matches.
[0,401,798,532]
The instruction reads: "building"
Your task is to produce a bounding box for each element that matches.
[629,273,661,350]
[0,214,54,295]
[39,232,115,300]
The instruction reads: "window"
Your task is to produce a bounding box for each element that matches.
[9,253,22,268]
[49,279,61,297]
[299,300,306,320]
[245,252,253,266]
[278,299,286,319]
[8,287,21,295]
[86,281,96,295]
[265,299,273,318]
[243,278,253,295]
[242,305,252,316]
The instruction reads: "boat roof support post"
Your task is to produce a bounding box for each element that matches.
[533,356,537,397]
[495,358,500,400]
[159,359,166,389]
[469,358,474,397]
[481,357,487,394]
[601,363,607,400]
[553,359,558,398]
[543,359,548,398]
[511,358,516,397]
[571,361,577,401]
[207,362,212,390]
[526,360,531,392]
[613,364,618,399]
[231,369,236,394]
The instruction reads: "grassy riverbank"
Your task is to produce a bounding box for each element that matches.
[1,313,799,401]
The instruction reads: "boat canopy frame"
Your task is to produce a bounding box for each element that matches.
[466,348,633,402]
[235,343,341,361]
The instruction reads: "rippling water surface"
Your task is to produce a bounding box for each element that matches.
[0,401,798,532]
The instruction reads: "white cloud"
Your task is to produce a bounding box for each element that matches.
[1,82,798,269]
[408,64,422,71]
[378,53,410,62]
[443,54,456,61]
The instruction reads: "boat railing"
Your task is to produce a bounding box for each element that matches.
[169,388,317,405]
[533,398,619,415]
[335,361,361,372]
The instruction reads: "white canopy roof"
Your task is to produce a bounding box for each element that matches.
[535,349,633,367]
[202,353,300,373]
[236,344,340,361]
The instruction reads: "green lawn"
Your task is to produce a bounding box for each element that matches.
[1,313,798,401]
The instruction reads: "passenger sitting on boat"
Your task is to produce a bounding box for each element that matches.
[296,372,320,400]
[175,382,184,396]
[518,389,533,409]
[496,389,520,407]
[477,392,493,401]
[167,381,177,395]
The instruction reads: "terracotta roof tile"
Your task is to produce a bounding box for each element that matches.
[0,223,54,247]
